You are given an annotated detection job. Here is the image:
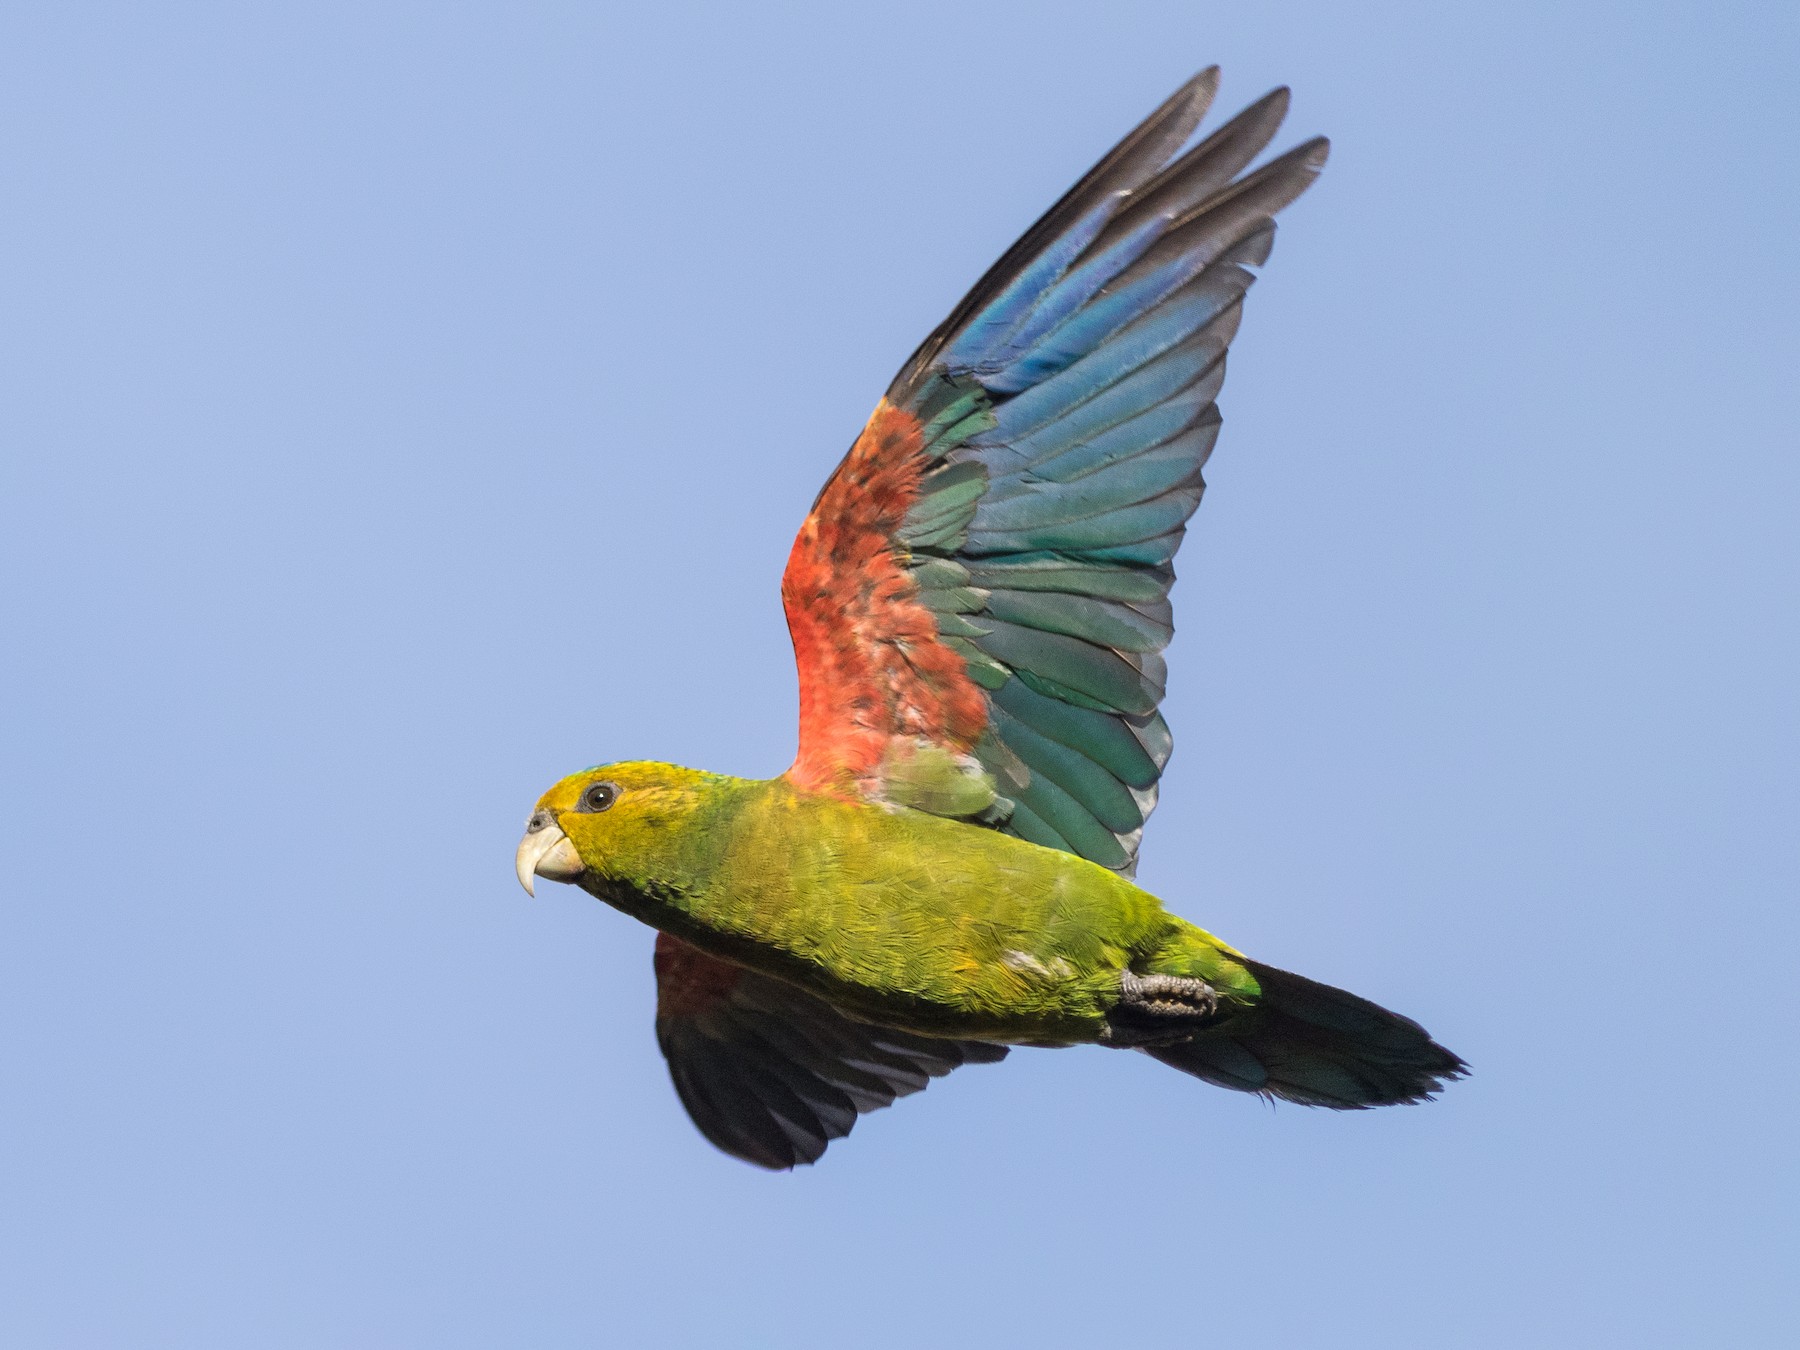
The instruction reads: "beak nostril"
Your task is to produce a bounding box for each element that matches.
[525,809,552,834]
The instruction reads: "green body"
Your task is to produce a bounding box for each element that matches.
[546,761,1260,1044]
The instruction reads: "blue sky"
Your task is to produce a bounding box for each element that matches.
[3,2,1795,1345]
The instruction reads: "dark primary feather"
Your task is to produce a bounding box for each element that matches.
[654,943,1007,1170]
[890,75,1328,873]
[895,68,1223,392]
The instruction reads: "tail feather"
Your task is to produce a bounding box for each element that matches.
[1145,960,1467,1108]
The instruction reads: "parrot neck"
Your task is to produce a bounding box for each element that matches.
[575,771,770,932]
[573,774,878,989]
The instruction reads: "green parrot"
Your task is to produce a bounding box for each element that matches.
[516,69,1465,1169]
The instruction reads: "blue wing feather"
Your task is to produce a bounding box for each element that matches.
[879,73,1326,873]
[974,217,1166,375]
[943,198,1119,370]
[1022,389,1221,484]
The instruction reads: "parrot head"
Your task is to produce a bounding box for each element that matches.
[514,760,723,895]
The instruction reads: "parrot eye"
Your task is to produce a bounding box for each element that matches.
[577,781,619,813]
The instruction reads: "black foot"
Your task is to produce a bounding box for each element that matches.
[1100,970,1221,1047]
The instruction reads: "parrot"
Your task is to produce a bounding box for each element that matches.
[515,68,1466,1169]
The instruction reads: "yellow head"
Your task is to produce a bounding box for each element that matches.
[513,760,734,895]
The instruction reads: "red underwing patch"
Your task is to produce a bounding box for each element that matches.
[653,933,743,1018]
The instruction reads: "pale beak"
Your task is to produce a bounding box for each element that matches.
[515,809,585,895]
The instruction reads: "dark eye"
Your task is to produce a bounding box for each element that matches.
[577,781,619,813]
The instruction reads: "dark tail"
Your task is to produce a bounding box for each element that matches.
[1144,960,1468,1108]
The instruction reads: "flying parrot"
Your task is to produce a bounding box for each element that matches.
[515,68,1466,1169]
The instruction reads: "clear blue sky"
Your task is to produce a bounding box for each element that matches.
[3,3,1795,1346]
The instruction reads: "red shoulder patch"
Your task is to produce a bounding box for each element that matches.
[780,401,988,796]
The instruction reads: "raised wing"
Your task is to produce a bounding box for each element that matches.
[782,69,1328,872]
[653,936,1007,1169]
